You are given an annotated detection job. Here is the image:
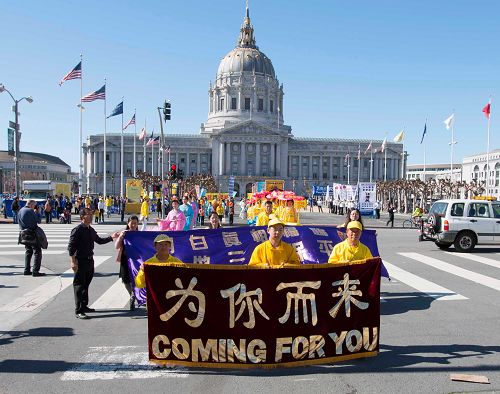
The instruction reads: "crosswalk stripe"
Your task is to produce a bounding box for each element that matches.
[0,256,112,334]
[60,346,188,380]
[2,250,66,255]
[90,279,129,310]
[0,238,69,243]
[0,256,112,313]
[0,231,109,235]
[446,252,500,269]
[399,252,500,292]
[0,243,69,249]
[382,260,467,301]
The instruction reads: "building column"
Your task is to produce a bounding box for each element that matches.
[92,151,96,174]
[226,142,231,174]
[298,155,302,179]
[339,156,344,181]
[240,142,246,176]
[276,143,281,176]
[270,143,276,176]
[256,143,261,176]
[197,153,201,174]
[219,142,224,176]
[329,156,333,182]
[309,155,313,180]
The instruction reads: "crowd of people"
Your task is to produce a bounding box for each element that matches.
[14,189,379,320]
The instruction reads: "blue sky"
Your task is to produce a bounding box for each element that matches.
[1,0,499,173]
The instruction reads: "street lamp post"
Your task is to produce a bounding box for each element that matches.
[0,84,33,196]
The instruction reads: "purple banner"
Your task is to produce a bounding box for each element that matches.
[124,226,382,304]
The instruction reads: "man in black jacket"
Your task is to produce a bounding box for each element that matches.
[68,208,119,319]
[19,200,45,276]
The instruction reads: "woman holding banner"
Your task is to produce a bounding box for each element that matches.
[340,208,365,229]
[207,211,222,229]
[115,215,140,310]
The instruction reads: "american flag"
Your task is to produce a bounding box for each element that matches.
[82,85,106,102]
[123,114,136,130]
[59,61,82,86]
[138,127,146,140]
[146,136,160,146]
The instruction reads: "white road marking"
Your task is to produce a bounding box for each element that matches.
[0,238,69,243]
[0,256,111,334]
[2,250,66,255]
[382,260,466,300]
[0,243,69,248]
[90,279,130,310]
[399,252,500,292]
[446,252,500,269]
[60,346,188,380]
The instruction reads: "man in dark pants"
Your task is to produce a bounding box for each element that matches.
[386,205,395,228]
[68,208,119,319]
[19,199,45,276]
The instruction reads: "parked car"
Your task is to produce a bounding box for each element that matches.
[420,198,500,252]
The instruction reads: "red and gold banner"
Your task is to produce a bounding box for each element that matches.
[145,259,381,368]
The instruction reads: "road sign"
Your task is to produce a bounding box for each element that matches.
[7,128,15,155]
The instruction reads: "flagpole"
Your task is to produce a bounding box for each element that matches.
[369,144,373,183]
[79,53,83,196]
[347,156,350,185]
[450,112,455,181]
[423,143,427,182]
[103,80,107,198]
[486,98,492,194]
[401,140,404,180]
[120,97,124,198]
[143,119,146,173]
[357,146,361,185]
[423,119,427,182]
[151,132,154,176]
[133,109,136,177]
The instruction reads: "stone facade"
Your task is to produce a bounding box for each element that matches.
[83,5,403,196]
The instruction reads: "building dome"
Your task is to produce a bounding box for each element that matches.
[201,4,288,135]
[217,47,275,78]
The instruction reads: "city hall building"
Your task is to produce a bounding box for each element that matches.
[83,6,404,197]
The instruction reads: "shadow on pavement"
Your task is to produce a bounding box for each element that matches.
[380,292,436,315]
[0,343,499,376]
[0,326,74,346]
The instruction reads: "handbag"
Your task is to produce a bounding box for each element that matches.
[18,229,38,246]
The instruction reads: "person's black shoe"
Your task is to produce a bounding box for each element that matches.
[75,313,90,319]
[24,271,32,276]
[129,295,136,311]
[82,307,95,313]
[32,272,46,277]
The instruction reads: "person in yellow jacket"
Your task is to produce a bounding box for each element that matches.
[256,200,275,226]
[328,221,373,264]
[140,196,150,228]
[249,218,301,267]
[135,234,184,288]
[281,199,298,224]
[105,196,113,218]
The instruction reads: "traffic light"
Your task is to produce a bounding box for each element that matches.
[171,164,177,179]
[163,101,171,121]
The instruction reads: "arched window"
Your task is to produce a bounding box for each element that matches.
[495,162,500,187]
[473,165,479,180]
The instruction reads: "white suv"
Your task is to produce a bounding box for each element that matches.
[420,198,500,252]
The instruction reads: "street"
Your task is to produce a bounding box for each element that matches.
[0,211,499,393]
